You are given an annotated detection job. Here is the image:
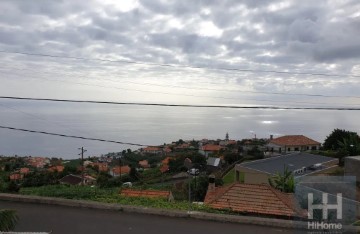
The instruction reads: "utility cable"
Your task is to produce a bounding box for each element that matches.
[1,50,359,78]
[1,96,360,110]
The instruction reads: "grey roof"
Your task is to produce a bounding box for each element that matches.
[240,152,337,177]
[59,174,82,185]
[207,157,221,167]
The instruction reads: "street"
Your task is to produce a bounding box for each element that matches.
[0,200,305,234]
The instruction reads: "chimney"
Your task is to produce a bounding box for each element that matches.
[208,175,216,191]
[270,135,273,140]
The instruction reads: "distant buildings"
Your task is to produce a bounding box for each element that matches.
[199,144,223,157]
[142,147,162,155]
[267,135,321,154]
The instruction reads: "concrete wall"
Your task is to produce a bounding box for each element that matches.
[345,157,360,182]
[235,165,271,184]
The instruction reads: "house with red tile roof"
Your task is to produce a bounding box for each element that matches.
[138,160,150,169]
[143,146,162,155]
[110,165,131,177]
[9,173,23,181]
[160,164,169,173]
[27,157,50,168]
[204,182,304,218]
[121,189,174,202]
[267,135,321,154]
[163,147,172,155]
[93,162,108,172]
[199,144,223,157]
[20,167,30,174]
[48,165,64,173]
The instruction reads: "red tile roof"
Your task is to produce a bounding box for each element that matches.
[138,160,150,168]
[201,144,222,151]
[227,140,237,145]
[270,135,320,146]
[9,173,23,180]
[143,147,162,152]
[162,157,172,165]
[160,164,169,173]
[204,183,302,218]
[121,189,171,200]
[112,165,131,175]
[20,167,30,174]
[48,165,64,173]
[93,162,108,172]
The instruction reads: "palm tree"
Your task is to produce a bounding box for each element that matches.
[0,209,18,231]
[268,166,295,193]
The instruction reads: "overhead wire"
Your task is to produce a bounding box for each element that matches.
[1,68,359,106]
[1,49,360,78]
[0,125,153,147]
[0,96,360,110]
[1,71,350,106]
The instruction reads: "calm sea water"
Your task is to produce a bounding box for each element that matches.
[0,100,359,159]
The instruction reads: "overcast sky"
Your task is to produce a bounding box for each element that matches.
[0,0,359,157]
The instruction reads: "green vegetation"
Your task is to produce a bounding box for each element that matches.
[223,168,235,185]
[268,166,295,193]
[323,128,360,151]
[19,184,216,212]
[0,209,18,231]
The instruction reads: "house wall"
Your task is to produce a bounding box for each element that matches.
[235,165,271,184]
[267,143,320,154]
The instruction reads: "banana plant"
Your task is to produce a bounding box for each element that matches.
[268,166,295,193]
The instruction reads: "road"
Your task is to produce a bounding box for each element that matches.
[0,200,303,234]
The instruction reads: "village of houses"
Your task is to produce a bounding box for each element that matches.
[1,132,360,220]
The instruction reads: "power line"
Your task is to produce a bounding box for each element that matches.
[0,125,151,147]
[3,71,351,106]
[1,49,359,78]
[0,102,91,136]
[1,96,360,110]
[2,63,360,101]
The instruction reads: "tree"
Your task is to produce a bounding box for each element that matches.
[96,172,112,188]
[323,129,360,150]
[247,146,264,159]
[224,152,240,164]
[268,167,295,193]
[337,134,360,166]
[0,209,18,231]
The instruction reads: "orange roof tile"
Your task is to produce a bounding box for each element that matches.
[121,189,171,199]
[201,144,222,151]
[48,165,64,173]
[204,183,302,218]
[162,157,172,165]
[160,164,169,173]
[20,167,30,174]
[227,140,237,145]
[138,160,150,168]
[93,162,108,172]
[112,165,131,175]
[9,173,23,180]
[270,135,320,146]
[143,147,162,152]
